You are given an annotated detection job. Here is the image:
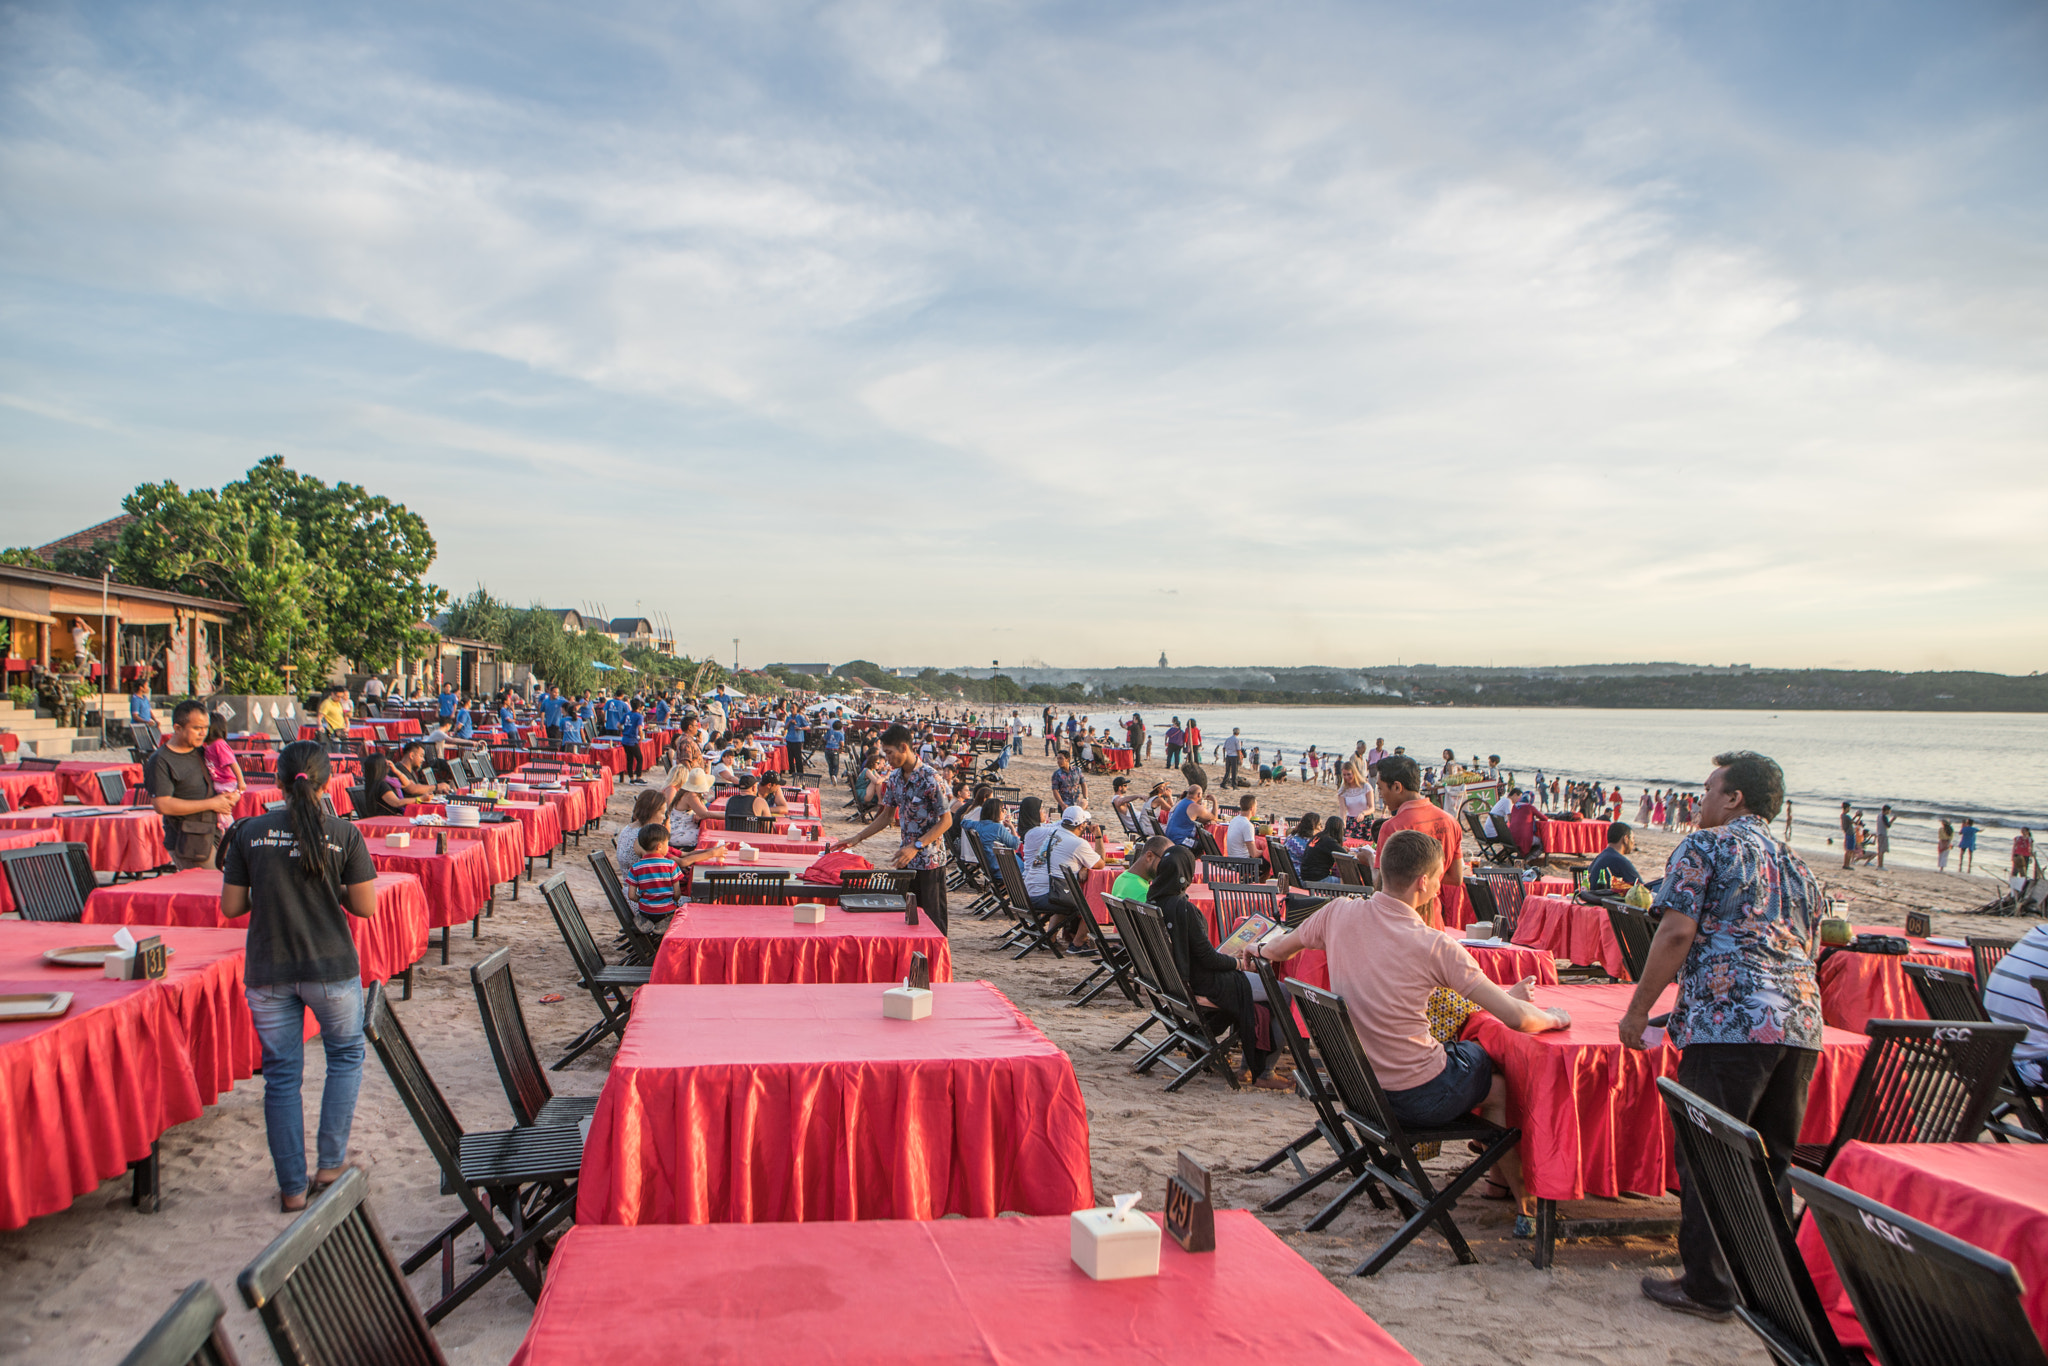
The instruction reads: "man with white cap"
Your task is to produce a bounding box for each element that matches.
[1019,803,1106,950]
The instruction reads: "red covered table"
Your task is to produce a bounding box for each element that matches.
[81,869,430,989]
[649,904,953,986]
[579,981,1094,1226]
[1461,981,1868,1264]
[0,770,64,811]
[53,759,143,802]
[357,816,524,891]
[362,717,422,737]
[1817,930,1976,1033]
[0,807,167,874]
[1283,930,1560,997]
[1099,746,1135,771]
[231,774,356,819]
[512,1211,1422,1366]
[368,840,492,962]
[0,921,262,1228]
[692,830,828,857]
[412,799,564,869]
[1537,819,1608,856]
[1796,1141,2048,1352]
[1511,893,1629,979]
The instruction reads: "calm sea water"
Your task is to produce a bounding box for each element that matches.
[1054,707,2045,876]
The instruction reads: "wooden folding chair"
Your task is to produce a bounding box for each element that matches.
[1331,850,1370,888]
[1791,1168,2048,1366]
[1605,902,1652,981]
[1059,865,1140,1007]
[1968,936,2015,993]
[991,845,1065,960]
[585,850,660,966]
[117,1280,242,1366]
[540,874,650,1069]
[1101,894,1179,1055]
[1902,962,2048,1142]
[1123,900,1240,1092]
[1284,978,1519,1274]
[470,948,600,1130]
[1209,883,1283,939]
[0,844,86,921]
[1790,1017,2024,1173]
[1198,855,1261,886]
[1250,956,1371,1213]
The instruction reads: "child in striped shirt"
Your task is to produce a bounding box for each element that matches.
[626,822,682,932]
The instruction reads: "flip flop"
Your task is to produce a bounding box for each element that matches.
[538,992,564,1004]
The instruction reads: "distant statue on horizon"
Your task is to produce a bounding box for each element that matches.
[1158,651,1168,669]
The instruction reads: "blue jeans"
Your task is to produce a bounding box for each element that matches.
[246,978,367,1196]
[1385,1039,1493,1128]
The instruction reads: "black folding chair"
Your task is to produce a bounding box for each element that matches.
[1903,962,2048,1143]
[1789,1018,2023,1174]
[95,769,130,806]
[991,845,1065,960]
[957,827,1006,920]
[1193,826,1223,858]
[1605,902,1652,982]
[1968,937,2015,993]
[696,869,796,904]
[271,716,298,747]
[1123,900,1240,1092]
[236,1168,448,1364]
[1332,850,1371,888]
[1657,1079,1860,1366]
[1210,883,1284,939]
[1100,895,1179,1055]
[1250,956,1371,1213]
[1283,978,1519,1274]
[587,850,660,966]
[470,948,601,1130]
[13,756,59,771]
[541,873,650,1069]
[1790,1168,2048,1366]
[1463,876,1511,939]
[131,723,161,759]
[1059,865,1140,1007]
[0,843,86,921]
[1282,887,1340,927]
[117,1280,242,1366]
[1112,803,1144,839]
[1199,855,1260,885]
[1266,838,1304,889]
[359,987,580,1326]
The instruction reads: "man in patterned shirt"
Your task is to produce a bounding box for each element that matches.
[1621,750,1822,1322]
[829,722,954,931]
[1050,752,1086,812]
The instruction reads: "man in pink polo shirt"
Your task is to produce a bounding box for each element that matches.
[1255,828,1571,1230]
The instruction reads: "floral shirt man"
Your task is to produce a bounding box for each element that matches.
[1654,814,1823,1049]
[884,760,951,870]
[1050,760,1084,811]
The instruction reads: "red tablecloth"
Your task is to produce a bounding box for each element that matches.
[0,807,167,874]
[1816,930,1976,1033]
[367,840,491,930]
[0,770,64,811]
[53,760,144,802]
[0,922,261,1228]
[708,790,824,820]
[357,817,523,887]
[81,869,430,987]
[0,826,59,916]
[412,799,564,860]
[511,1211,1422,1366]
[579,981,1093,1226]
[649,905,953,986]
[505,784,591,836]
[691,830,829,857]
[1283,932,1561,1000]
[1100,746,1135,771]
[1462,983,1868,1201]
[1083,870,1218,936]
[1511,892,1630,979]
[1537,819,1608,856]
[362,717,422,736]
[228,774,356,819]
[1796,1141,2048,1352]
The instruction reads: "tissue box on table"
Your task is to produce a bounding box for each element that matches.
[1071,1194,1160,1280]
[882,985,932,1020]
[792,902,829,925]
[384,831,411,849]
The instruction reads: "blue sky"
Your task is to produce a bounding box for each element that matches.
[2,0,2043,672]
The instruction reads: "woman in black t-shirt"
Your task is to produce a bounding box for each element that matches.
[222,742,379,1212]
[1299,816,1347,883]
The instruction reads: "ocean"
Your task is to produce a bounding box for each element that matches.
[1048,706,2045,878]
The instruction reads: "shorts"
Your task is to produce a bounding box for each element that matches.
[1384,1039,1493,1129]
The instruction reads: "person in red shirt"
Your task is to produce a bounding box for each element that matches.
[1373,754,1470,928]
[1609,786,1623,821]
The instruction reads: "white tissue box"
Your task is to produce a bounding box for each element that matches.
[736,846,759,863]
[103,951,136,980]
[1465,921,1494,940]
[1070,1207,1160,1280]
[883,986,932,1020]
[384,832,411,849]
[792,902,829,924]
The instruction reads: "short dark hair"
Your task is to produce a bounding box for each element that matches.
[400,739,425,756]
[171,699,208,726]
[1607,821,1631,847]
[1239,795,1257,812]
[1712,751,1785,822]
[760,771,781,788]
[1379,828,1445,883]
[880,723,914,748]
[1377,754,1421,792]
[636,822,669,852]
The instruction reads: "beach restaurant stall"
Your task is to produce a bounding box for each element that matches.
[0,563,237,696]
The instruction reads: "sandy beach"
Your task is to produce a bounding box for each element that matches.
[0,735,2029,1365]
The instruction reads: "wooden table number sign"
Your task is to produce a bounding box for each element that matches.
[1163,1149,1215,1253]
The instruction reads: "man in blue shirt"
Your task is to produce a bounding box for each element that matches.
[578,693,595,724]
[497,699,515,734]
[1623,751,1822,1322]
[782,711,807,777]
[129,680,153,729]
[654,697,670,726]
[1163,784,1212,848]
[452,699,473,740]
[822,720,843,778]
[540,687,564,739]
[1587,822,1656,890]
[438,685,456,720]
[619,704,646,783]
[604,693,627,735]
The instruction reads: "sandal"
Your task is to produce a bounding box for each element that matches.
[280,1190,308,1213]
[1478,1177,1514,1201]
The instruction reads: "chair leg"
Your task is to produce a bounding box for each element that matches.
[441,927,451,965]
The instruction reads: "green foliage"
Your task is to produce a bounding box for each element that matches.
[8,684,34,710]
[441,588,514,645]
[50,540,119,578]
[0,547,49,568]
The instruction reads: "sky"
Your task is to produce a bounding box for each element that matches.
[1,0,2044,674]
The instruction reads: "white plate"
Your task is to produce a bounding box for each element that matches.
[1927,936,1968,948]
[0,992,72,1020]
[42,944,175,967]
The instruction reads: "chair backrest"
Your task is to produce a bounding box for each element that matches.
[96,769,129,805]
[1284,978,1410,1146]
[721,813,770,833]
[1823,1018,2024,1167]
[1901,962,1991,1024]
[469,947,554,1127]
[1332,850,1370,887]
[359,982,468,1179]
[0,844,86,921]
[131,724,161,758]
[541,873,610,981]
[1283,888,1340,927]
[1210,883,1283,938]
[236,1167,446,1366]
[1113,803,1143,838]
[1790,1168,2048,1366]
[1252,955,1342,1119]
[1462,876,1503,924]
[1266,838,1302,888]
[0,786,9,814]
[841,868,915,895]
[272,716,298,746]
[586,851,659,964]
[117,1280,242,1366]
[1605,903,1652,981]
[1199,855,1261,885]
[992,845,1037,920]
[14,756,59,771]
[1193,826,1223,857]
[698,869,794,904]
[1656,1079,1857,1366]
[1125,900,1199,1012]
[464,752,494,785]
[1967,937,2015,993]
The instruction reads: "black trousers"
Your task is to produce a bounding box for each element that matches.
[1223,756,1241,787]
[622,744,643,779]
[1673,1043,1819,1308]
[910,863,949,934]
[786,741,805,775]
[1191,967,1264,1076]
